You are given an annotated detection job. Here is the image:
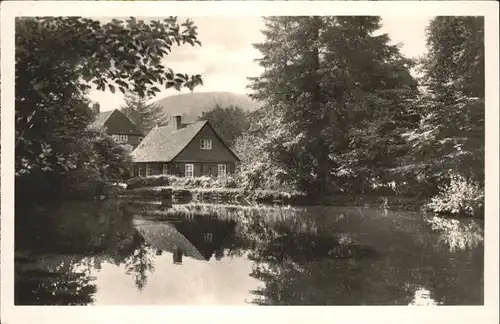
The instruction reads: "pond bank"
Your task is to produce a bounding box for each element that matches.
[121,185,425,212]
[122,175,431,211]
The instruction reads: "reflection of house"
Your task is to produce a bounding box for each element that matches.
[134,217,235,265]
[172,218,235,263]
[130,115,240,177]
[90,103,143,148]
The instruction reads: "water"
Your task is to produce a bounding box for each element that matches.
[15,200,484,305]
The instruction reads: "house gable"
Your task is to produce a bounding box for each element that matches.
[172,122,239,163]
[102,110,142,136]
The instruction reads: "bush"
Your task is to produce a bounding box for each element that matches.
[125,174,171,189]
[426,173,484,217]
[125,174,240,190]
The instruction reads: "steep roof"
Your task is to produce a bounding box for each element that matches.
[131,120,240,163]
[90,109,142,136]
[131,121,208,163]
[90,110,113,129]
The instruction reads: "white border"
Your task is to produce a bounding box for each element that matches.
[1,1,499,324]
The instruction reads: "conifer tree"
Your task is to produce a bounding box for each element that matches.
[245,16,418,195]
[399,16,484,197]
[120,94,168,134]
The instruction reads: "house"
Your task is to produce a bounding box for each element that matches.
[131,115,240,177]
[89,103,143,148]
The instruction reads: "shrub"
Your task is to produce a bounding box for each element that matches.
[125,174,240,190]
[426,173,484,217]
[126,174,171,189]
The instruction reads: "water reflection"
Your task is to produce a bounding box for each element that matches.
[15,262,97,305]
[123,244,155,292]
[15,201,484,305]
[409,287,440,306]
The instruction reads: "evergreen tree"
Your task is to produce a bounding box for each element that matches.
[120,94,168,134]
[246,16,418,195]
[398,16,484,197]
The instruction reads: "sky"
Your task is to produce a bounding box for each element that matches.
[88,16,432,111]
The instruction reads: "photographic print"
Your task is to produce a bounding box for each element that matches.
[1,1,499,324]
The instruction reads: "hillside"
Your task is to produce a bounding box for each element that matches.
[154,91,261,124]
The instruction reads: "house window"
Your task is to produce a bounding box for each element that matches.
[218,164,227,177]
[146,164,153,176]
[162,163,168,175]
[112,134,128,144]
[185,164,194,178]
[203,232,213,243]
[138,166,145,177]
[200,139,212,150]
[120,135,128,143]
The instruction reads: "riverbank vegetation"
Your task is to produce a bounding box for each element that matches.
[230,16,484,218]
[15,16,484,220]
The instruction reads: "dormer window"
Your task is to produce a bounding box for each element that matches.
[200,139,212,150]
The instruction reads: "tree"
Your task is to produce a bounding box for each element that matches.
[397,17,484,198]
[198,104,249,147]
[15,17,203,203]
[245,17,418,196]
[120,94,168,134]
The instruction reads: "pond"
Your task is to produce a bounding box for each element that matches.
[14,200,484,305]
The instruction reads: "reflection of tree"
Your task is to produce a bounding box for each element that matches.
[241,212,413,305]
[15,200,143,305]
[242,207,484,305]
[16,200,138,254]
[15,257,97,305]
[123,244,156,291]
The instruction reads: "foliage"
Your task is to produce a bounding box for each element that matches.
[126,174,238,190]
[233,126,295,191]
[198,104,249,147]
[239,16,484,217]
[245,17,418,196]
[395,17,484,199]
[120,93,168,134]
[15,16,202,203]
[126,174,171,189]
[426,173,484,217]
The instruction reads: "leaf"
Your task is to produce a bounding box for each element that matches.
[116,80,128,87]
[109,84,116,94]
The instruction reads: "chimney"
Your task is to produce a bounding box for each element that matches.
[173,115,182,130]
[173,248,183,265]
[92,102,100,115]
